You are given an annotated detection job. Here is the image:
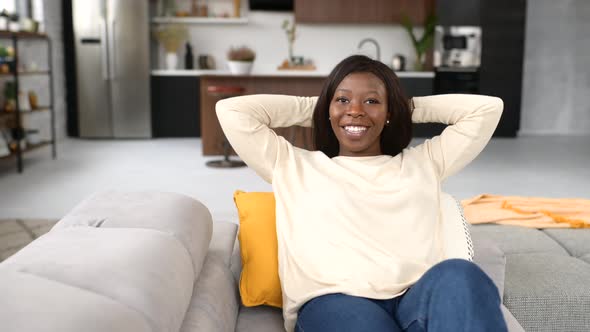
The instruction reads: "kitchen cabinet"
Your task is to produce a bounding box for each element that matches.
[151,76,200,137]
[295,0,435,24]
[478,0,526,137]
[436,0,527,137]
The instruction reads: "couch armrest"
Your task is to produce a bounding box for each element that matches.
[0,270,151,332]
[54,191,213,277]
[1,227,194,332]
[1,191,216,332]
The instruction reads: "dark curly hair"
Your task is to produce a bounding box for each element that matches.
[313,55,413,158]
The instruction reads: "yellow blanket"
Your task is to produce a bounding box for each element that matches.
[461,194,590,228]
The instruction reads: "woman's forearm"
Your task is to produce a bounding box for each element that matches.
[411,94,503,126]
[217,94,317,129]
[410,94,504,180]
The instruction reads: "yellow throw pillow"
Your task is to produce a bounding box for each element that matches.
[233,190,282,308]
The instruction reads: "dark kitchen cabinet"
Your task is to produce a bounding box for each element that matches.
[436,0,481,26]
[478,0,526,137]
[295,0,435,24]
[436,0,527,137]
[151,76,200,137]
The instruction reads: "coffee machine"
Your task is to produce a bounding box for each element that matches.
[433,26,482,94]
[434,26,482,68]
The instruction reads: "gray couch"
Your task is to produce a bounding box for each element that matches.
[1,191,589,331]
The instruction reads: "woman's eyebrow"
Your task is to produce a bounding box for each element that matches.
[336,88,382,95]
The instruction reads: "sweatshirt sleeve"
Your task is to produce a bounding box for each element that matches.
[216,94,318,183]
[411,94,503,181]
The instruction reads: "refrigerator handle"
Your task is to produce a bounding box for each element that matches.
[99,18,109,80]
[109,19,116,80]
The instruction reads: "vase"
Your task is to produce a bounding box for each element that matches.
[227,60,253,75]
[413,53,426,71]
[165,52,178,70]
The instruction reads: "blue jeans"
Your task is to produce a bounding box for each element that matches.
[295,259,508,332]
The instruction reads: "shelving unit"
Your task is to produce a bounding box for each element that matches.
[0,31,55,173]
[151,17,248,24]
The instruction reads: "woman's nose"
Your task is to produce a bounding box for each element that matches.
[347,101,365,117]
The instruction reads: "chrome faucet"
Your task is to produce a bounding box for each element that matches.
[357,38,381,62]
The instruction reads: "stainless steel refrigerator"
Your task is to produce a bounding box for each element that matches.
[73,0,151,138]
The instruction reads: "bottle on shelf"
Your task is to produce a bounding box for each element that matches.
[199,0,209,17]
[185,42,194,69]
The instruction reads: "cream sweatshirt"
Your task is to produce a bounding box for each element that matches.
[216,94,503,332]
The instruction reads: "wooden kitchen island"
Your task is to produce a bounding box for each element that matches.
[200,74,326,155]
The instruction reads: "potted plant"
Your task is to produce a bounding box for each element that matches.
[401,13,436,71]
[227,46,256,75]
[153,24,188,70]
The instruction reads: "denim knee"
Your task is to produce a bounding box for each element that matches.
[429,259,500,297]
[296,293,400,332]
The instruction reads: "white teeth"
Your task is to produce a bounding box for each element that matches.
[344,126,367,133]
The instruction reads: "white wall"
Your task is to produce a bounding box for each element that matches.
[520,0,590,136]
[155,10,422,74]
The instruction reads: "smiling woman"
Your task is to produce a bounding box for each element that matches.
[313,55,412,158]
[216,54,505,332]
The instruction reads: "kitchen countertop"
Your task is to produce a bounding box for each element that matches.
[151,69,435,78]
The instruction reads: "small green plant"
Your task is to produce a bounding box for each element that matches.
[227,46,256,62]
[153,25,188,53]
[401,13,437,71]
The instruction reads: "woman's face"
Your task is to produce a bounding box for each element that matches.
[329,72,389,157]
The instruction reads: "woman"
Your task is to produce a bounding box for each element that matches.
[217,55,507,332]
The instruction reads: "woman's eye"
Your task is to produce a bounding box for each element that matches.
[335,97,349,103]
[366,99,379,104]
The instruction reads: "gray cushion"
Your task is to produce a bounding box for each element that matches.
[229,233,281,332]
[180,221,240,332]
[471,236,506,300]
[504,253,590,331]
[501,305,525,332]
[208,221,238,267]
[230,238,242,283]
[236,305,284,332]
[180,256,240,332]
[470,234,525,332]
[542,228,590,258]
[470,224,569,255]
